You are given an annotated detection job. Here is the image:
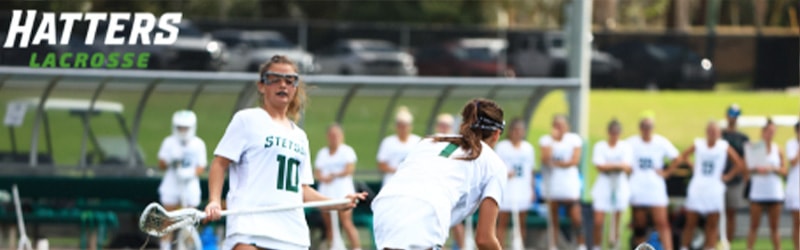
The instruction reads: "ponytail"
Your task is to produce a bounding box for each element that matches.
[434,99,504,160]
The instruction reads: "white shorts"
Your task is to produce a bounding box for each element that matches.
[159,188,201,207]
[786,192,800,211]
[223,233,306,250]
[372,196,447,249]
[500,189,533,212]
[629,175,668,207]
[591,182,630,212]
[544,172,581,201]
[685,180,725,215]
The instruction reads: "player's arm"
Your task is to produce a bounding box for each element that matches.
[723,146,745,182]
[775,151,788,176]
[204,156,230,221]
[789,142,800,166]
[158,159,169,171]
[336,162,356,178]
[540,146,553,167]
[302,185,366,210]
[556,147,581,168]
[474,197,502,250]
[664,145,694,177]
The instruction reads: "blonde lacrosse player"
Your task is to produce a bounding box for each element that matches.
[204,55,366,250]
[786,121,800,250]
[377,106,422,186]
[672,121,744,250]
[495,118,535,248]
[157,110,207,250]
[540,114,585,250]
[590,119,632,250]
[315,124,361,250]
[372,99,508,250]
[745,118,787,250]
[626,114,678,250]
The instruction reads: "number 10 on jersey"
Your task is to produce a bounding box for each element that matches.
[277,154,300,192]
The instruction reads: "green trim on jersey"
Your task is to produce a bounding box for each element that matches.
[439,143,459,158]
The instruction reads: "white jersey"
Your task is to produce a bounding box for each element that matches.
[786,138,800,210]
[494,140,535,211]
[685,139,729,214]
[377,134,422,185]
[372,137,507,248]
[214,108,314,249]
[626,134,679,206]
[590,140,632,212]
[314,144,357,198]
[748,142,784,201]
[157,135,207,205]
[539,133,583,200]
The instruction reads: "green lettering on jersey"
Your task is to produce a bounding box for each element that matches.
[439,143,459,158]
[276,154,301,192]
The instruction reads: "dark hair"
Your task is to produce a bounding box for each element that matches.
[506,117,526,139]
[794,121,799,132]
[608,118,621,132]
[763,117,775,130]
[258,55,307,122]
[434,98,504,161]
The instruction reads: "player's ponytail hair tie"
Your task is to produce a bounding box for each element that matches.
[471,115,505,131]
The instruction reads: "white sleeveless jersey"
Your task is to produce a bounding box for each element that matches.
[786,138,799,210]
[539,133,583,200]
[494,140,535,210]
[213,108,314,249]
[157,135,207,198]
[688,139,729,192]
[377,134,422,185]
[748,142,784,201]
[626,134,679,206]
[314,144,357,198]
[374,137,507,230]
[590,140,632,211]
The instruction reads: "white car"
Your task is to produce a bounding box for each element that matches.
[213,30,316,73]
[315,39,417,76]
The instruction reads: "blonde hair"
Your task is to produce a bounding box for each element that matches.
[396,106,413,124]
[258,55,307,122]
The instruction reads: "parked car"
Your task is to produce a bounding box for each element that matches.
[212,29,316,73]
[507,32,622,86]
[89,20,226,71]
[415,38,513,77]
[315,39,416,75]
[605,42,715,89]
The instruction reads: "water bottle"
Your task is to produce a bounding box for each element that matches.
[646,232,663,250]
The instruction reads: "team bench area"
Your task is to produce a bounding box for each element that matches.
[0,175,568,249]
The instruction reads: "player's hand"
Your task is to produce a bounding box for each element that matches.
[756,167,769,174]
[722,174,732,183]
[204,201,223,221]
[507,171,516,178]
[656,169,668,178]
[340,192,368,210]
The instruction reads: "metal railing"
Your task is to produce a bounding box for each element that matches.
[0,66,582,176]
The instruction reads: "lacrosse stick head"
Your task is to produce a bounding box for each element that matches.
[139,203,204,237]
[634,243,657,250]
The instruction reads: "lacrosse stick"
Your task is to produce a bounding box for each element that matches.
[510,201,524,250]
[717,193,729,250]
[634,242,656,250]
[139,198,351,237]
[463,214,475,250]
[544,167,556,250]
[329,210,346,250]
[12,185,32,250]
[608,172,621,249]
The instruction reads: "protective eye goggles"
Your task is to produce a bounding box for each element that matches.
[261,71,300,86]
